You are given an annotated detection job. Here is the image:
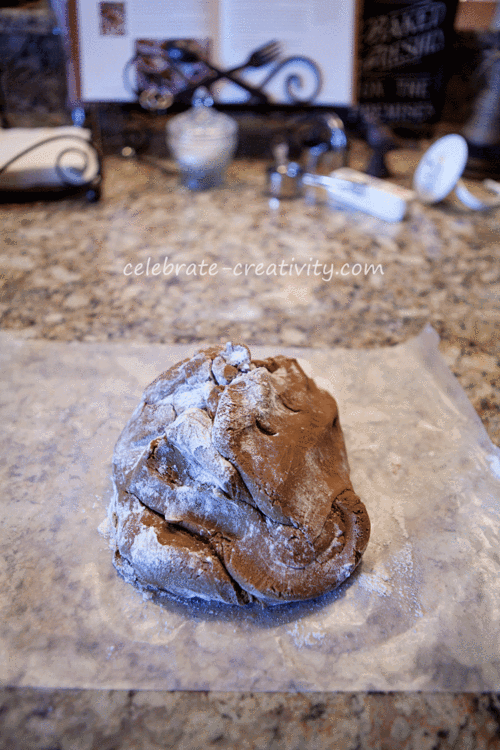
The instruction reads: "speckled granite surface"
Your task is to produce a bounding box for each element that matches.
[1,143,499,441]
[1,690,500,749]
[1,142,500,746]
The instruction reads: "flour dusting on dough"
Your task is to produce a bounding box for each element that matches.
[107,343,370,606]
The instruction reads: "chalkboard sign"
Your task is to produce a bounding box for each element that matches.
[358,0,460,126]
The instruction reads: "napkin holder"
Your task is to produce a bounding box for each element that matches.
[0,126,102,202]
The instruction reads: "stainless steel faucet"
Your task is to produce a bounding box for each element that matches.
[266,113,348,201]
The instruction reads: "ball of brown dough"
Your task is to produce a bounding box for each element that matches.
[109,342,370,606]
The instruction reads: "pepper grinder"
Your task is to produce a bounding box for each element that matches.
[461,0,500,177]
[462,31,500,148]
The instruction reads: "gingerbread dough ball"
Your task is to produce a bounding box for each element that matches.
[109,343,370,606]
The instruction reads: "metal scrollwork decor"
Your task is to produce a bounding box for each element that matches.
[124,39,322,111]
[258,55,322,104]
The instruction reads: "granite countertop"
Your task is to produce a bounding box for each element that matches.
[1,141,499,442]
[1,142,500,747]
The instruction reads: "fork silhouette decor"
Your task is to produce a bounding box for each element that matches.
[126,39,322,110]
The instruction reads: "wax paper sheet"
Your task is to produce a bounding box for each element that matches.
[1,326,499,691]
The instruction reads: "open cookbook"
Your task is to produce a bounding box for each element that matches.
[61,0,359,106]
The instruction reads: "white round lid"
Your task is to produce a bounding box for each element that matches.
[413,134,469,204]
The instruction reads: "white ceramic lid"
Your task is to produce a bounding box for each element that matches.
[413,134,469,204]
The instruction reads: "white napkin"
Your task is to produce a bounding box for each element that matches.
[0,126,99,189]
